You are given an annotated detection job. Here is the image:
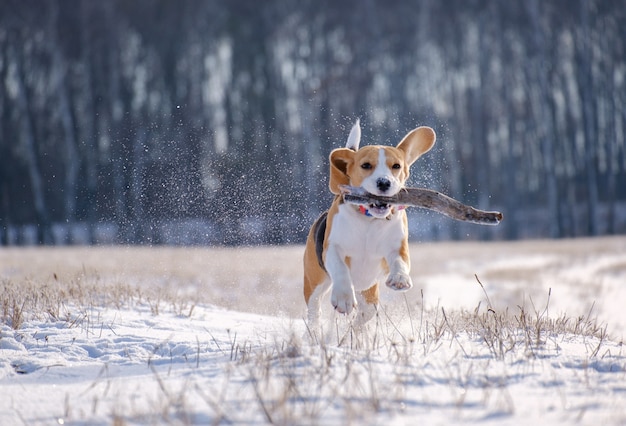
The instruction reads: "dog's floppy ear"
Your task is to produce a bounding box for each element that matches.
[329,148,354,195]
[397,126,436,166]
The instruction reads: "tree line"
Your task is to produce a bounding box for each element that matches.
[0,0,624,245]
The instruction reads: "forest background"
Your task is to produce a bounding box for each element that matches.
[1,0,624,246]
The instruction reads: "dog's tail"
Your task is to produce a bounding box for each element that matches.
[346,119,361,151]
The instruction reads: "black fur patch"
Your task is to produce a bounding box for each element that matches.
[312,211,328,271]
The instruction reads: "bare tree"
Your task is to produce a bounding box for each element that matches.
[12,37,52,243]
[48,2,79,243]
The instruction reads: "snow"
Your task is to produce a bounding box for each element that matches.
[1,237,626,425]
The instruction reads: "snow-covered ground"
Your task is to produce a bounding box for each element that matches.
[1,237,625,425]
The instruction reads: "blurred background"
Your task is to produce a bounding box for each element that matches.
[0,0,624,246]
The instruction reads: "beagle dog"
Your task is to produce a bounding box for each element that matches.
[303,120,436,327]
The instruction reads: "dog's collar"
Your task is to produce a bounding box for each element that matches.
[357,204,406,219]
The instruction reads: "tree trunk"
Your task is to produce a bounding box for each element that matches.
[49,4,79,243]
[527,0,561,238]
[0,38,10,245]
[577,0,599,235]
[104,2,128,243]
[80,0,99,244]
[14,44,52,244]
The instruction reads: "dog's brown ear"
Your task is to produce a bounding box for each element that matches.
[329,148,354,195]
[397,126,436,166]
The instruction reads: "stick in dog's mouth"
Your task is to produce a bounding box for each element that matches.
[339,185,503,225]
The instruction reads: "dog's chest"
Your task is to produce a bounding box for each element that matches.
[328,204,405,287]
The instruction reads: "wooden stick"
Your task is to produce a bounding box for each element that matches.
[340,185,503,225]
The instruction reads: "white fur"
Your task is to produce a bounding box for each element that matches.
[346,119,361,150]
[306,279,331,327]
[326,203,411,314]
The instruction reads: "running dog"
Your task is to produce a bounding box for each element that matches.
[303,120,436,326]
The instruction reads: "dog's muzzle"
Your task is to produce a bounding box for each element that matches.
[360,201,392,218]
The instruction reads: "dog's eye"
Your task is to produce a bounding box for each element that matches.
[361,162,372,170]
[392,163,401,169]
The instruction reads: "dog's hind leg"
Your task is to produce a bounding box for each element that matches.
[355,283,379,327]
[305,278,331,330]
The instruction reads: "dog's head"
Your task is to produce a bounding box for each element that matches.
[329,120,436,217]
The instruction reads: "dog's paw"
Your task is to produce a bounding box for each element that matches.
[386,273,413,291]
[331,287,358,314]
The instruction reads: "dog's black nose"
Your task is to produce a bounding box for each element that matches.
[376,178,391,192]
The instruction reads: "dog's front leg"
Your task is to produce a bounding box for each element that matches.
[325,245,357,314]
[385,247,413,291]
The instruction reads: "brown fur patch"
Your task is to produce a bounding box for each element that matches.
[361,284,379,305]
